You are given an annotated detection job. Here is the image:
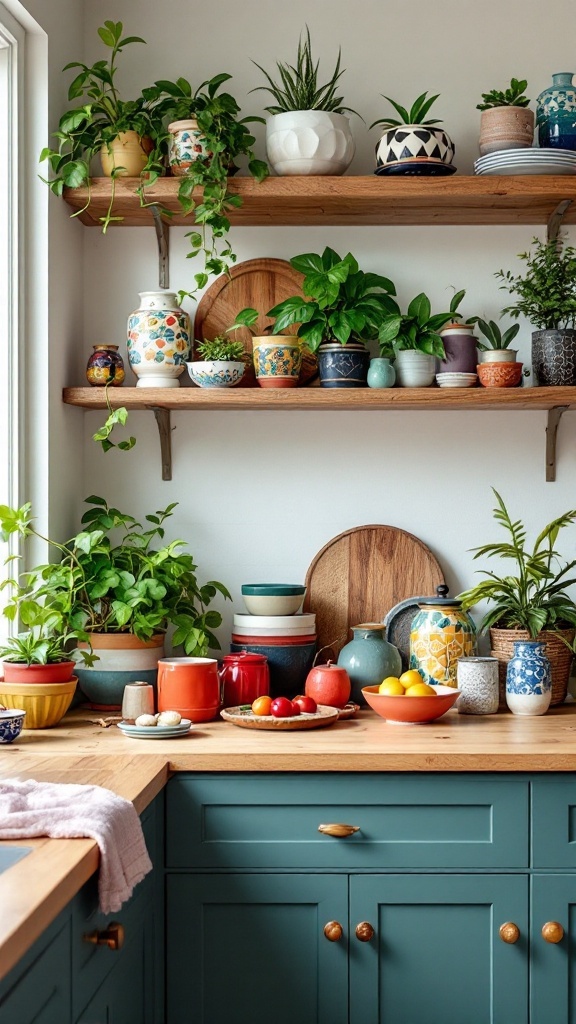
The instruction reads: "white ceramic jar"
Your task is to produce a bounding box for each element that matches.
[394,350,436,387]
[265,111,355,175]
[127,291,191,388]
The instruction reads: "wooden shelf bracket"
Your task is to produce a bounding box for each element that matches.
[150,205,169,288]
[152,407,173,481]
[546,405,569,481]
[547,200,572,243]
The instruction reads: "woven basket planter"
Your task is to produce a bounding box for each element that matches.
[490,627,575,708]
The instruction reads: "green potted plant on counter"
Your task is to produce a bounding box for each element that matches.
[252,26,359,175]
[496,236,576,386]
[477,77,533,155]
[266,247,397,387]
[377,293,453,386]
[370,91,456,174]
[458,488,576,706]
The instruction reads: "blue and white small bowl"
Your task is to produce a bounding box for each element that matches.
[0,709,25,743]
[187,360,245,389]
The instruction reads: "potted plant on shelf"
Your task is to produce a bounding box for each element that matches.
[477,78,533,155]
[223,308,303,389]
[0,497,231,710]
[471,316,523,388]
[369,92,456,175]
[40,21,168,232]
[437,289,479,375]
[263,248,397,387]
[186,335,246,388]
[458,488,576,706]
[251,26,359,175]
[496,236,576,385]
[377,293,453,387]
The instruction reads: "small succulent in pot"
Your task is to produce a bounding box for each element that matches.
[370,92,455,173]
[470,316,520,363]
[187,334,247,388]
[477,78,534,155]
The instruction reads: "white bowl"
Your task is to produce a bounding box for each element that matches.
[232,623,316,637]
[233,612,316,630]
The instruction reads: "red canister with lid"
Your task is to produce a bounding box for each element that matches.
[220,651,270,707]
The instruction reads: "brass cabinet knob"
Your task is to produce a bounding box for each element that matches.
[499,922,520,944]
[324,921,343,942]
[355,921,375,942]
[542,921,564,944]
[318,823,360,838]
[83,921,125,951]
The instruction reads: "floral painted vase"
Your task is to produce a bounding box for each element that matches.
[86,344,125,387]
[167,119,213,176]
[506,641,552,716]
[367,357,396,388]
[536,73,576,150]
[252,337,302,388]
[127,291,190,388]
[410,586,477,688]
[337,623,402,704]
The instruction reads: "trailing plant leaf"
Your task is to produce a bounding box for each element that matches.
[92,385,136,454]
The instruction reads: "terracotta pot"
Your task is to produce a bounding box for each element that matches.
[490,626,575,707]
[2,660,76,684]
[477,361,523,387]
[479,107,535,155]
[100,131,153,177]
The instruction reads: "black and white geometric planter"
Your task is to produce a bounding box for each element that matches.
[375,125,455,173]
[532,329,576,385]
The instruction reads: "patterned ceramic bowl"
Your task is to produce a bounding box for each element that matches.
[362,683,460,724]
[477,362,523,388]
[0,709,25,743]
[187,360,245,388]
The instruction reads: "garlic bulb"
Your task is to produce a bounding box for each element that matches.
[135,714,158,727]
[157,710,182,726]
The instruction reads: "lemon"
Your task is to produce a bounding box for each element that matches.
[399,669,424,689]
[378,678,405,696]
[405,682,437,697]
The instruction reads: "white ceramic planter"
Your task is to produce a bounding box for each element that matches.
[127,291,191,388]
[478,349,518,363]
[266,111,355,175]
[187,360,246,388]
[394,350,436,387]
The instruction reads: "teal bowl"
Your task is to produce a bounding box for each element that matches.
[241,584,307,616]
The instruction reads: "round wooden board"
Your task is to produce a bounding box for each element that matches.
[303,525,445,660]
[193,257,317,386]
[220,704,339,730]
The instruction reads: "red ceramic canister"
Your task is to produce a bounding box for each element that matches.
[220,652,269,708]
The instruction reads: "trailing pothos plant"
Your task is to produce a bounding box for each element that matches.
[377,293,453,358]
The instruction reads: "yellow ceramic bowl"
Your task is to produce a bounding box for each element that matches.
[0,678,77,729]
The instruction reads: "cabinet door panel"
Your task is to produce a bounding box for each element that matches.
[0,920,71,1024]
[350,874,528,1024]
[532,776,576,868]
[76,922,147,1024]
[166,873,348,1024]
[531,874,576,1024]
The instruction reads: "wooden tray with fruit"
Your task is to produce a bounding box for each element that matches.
[220,695,340,730]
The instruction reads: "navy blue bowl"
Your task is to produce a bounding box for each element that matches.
[230,641,316,699]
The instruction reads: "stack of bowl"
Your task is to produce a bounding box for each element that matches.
[231,584,316,698]
[0,660,78,729]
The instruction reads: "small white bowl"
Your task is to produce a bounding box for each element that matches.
[233,612,316,629]
[186,360,245,388]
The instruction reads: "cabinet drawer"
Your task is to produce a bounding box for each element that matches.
[532,776,576,867]
[0,919,71,1024]
[167,773,529,869]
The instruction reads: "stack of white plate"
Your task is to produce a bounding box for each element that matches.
[233,613,316,637]
[436,372,478,388]
[474,148,576,176]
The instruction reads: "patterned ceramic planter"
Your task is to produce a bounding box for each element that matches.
[506,640,551,716]
[317,342,370,388]
[438,326,478,374]
[375,125,455,170]
[477,361,523,387]
[266,111,355,175]
[410,588,477,688]
[86,344,125,387]
[167,119,213,177]
[394,350,436,387]
[536,73,576,149]
[127,291,190,388]
[100,131,153,176]
[337,624,402,705]
[532,329,576,385]
[187,360,245,388]
[252,337,302,388]
[456,657,499,715]
[367,357,396,388]
[478,107,535,156]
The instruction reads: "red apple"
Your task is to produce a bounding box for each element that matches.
[270,696,295,718]
[305,662,351,709]
[292,694,318,714]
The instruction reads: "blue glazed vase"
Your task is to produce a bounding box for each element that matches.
[367,357,396,388]
[318,342,370,388]
[337,624,402,704]
[506,641,551,717]
[536,73,576,149]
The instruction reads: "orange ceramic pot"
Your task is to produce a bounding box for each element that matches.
[477,361,523,388]
[157,657,221,722]
[2,660,76,684]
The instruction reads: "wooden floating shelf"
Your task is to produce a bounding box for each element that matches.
[62,176,576,228]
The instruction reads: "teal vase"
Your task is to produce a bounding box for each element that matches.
[536,72,576,149]
[337,623,402,704]
[367,357,396,388]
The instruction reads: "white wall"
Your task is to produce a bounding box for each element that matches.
[73,0,576,647]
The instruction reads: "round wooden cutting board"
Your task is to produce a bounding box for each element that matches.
[303,525,445,660]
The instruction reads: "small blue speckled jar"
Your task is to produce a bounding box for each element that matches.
[536,73,576,149]
[337,623,402,704]
[367,357,396,388]
[506,641,551,716]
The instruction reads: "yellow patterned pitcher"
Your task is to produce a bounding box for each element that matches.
[410,585,477,688]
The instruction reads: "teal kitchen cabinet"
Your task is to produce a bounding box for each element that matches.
[531,874,576,1024]
[0,917,72,1024]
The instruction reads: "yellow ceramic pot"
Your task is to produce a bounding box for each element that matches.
[0,678,77,728]
[100,131,153,177]
[252,337,302,389]
[409,586,477,688]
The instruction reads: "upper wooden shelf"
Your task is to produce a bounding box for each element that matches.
[62,175,576,228]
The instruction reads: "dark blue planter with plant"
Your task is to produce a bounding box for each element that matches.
[317,342,370,387]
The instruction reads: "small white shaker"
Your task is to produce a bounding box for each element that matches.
[456,657,499,715]
[122,681,155,722]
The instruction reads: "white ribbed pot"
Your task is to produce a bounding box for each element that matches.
[394,350,436,387]
[265,110,355,175]
[478,349,518,363]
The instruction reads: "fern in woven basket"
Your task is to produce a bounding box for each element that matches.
[458,488,576,638]
[251,27,359,116]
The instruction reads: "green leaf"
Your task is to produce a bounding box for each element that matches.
[407,293,431,325]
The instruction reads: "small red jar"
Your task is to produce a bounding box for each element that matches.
[220,652,269,708]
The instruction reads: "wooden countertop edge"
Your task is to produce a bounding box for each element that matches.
[166,752,576,771]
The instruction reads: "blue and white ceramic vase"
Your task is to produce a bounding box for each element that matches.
[536,73,576,149]
[337,623,402,704]
[506,640,551,716]
[367,357,396,388]
[317,342,370,388]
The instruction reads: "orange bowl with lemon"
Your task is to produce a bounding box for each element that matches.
[362,672,460,724]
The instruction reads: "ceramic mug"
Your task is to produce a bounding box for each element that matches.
[157,657,221,722]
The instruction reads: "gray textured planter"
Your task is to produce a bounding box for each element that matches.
[532,329,576,385]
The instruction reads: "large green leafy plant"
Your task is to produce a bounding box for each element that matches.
[496,237,576,330]
[377,293,453,358]
[458,489,576,637]
[0,498,231,658]
[251,27,358,115]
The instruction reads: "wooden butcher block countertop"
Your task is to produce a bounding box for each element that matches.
[2,704,576,979]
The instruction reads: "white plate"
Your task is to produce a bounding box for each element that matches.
[476,163,576,176]
[232,624,316,636]
[436,379,478,388]
[233,613,316,629]
[117,719,192,738]
[476,147,576,162]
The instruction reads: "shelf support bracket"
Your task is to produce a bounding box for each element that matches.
[152,408,173,481]
[547,200,572,244]
[546,405,568,482]
[150,205,170,288]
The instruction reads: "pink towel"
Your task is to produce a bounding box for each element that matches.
[0,779,153,913]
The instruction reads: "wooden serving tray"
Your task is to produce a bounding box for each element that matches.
[220,704,339,730]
